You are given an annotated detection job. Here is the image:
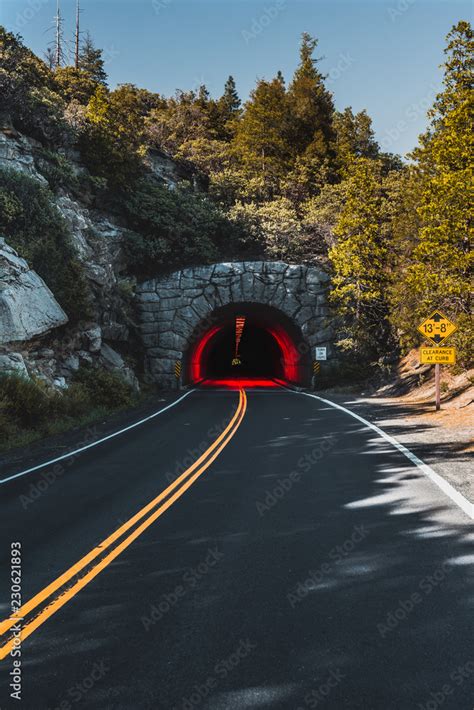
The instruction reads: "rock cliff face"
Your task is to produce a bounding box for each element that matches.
[0,128,142,389]
[0,238,68,343]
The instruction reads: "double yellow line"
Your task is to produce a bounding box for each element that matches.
[0,388,247,660]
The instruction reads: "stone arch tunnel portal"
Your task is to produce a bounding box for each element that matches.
[136,261,335,389]
[185,303,311,386]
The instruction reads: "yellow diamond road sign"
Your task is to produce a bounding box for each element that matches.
[417,310,457,345]
[420,347,456,365]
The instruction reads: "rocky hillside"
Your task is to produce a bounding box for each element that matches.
[0,125,192,391]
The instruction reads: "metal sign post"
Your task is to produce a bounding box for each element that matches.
[435,363,441,411]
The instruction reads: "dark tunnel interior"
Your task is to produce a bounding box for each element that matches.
[204,320,284,380]
[185,303,311,387]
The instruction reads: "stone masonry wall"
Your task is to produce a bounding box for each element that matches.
[136,261,336,388]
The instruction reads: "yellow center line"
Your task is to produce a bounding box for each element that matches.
[0,389,247,658]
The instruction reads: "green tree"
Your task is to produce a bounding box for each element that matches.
[232,76,291,200]
[398,21,473,364]
[123,178,245,275]
[80,84,160,186]
[78,32,107,85]
[54,66,99,104]
[286,34,336,182]
[216,75,241,139]
[329,158,393,357]
[0,27,68,144]
[334,107,379,173]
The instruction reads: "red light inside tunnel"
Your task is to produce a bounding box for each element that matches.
[267,324,299,382]
[190,325,222,382]
[188,316,302,385]
[200,379,279,389]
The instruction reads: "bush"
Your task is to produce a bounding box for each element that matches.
[0,373,54,428]
[123,178,245,276]
[73,366,135,409]
[0,367,137,451]
[0,28,71,146]
[34,149,79,192]
[0,168,91,323]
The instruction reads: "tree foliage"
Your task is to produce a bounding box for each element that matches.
[0,22,471,371]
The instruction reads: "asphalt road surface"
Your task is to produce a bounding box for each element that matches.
[0,386,472,709]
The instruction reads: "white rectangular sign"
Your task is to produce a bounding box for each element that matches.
[315,347,327,361]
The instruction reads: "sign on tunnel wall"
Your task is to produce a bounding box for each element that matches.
[136,261,336,388]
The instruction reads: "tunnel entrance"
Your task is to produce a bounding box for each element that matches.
[184,303,311,387]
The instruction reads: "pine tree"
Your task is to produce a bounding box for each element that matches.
[78,31,107,84]
[214,76,241,140]
[287,33,336,164]
[399,21,473,363]
[232,76,291,200]
[220,76,240,116]
[334,107,379,173]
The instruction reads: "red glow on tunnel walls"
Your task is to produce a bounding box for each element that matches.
[267,324,300,382]
[189,325,222,382]
[188,319,302,385]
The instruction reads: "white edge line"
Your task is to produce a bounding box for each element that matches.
[293,389,474,521]
[0,390,195,486]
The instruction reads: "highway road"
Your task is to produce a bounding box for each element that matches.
[0,386,473,709]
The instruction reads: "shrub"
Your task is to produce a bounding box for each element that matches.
[34,149,79,192]
[0,168,91,323]
[73,366,135,409]
[0,373,53,427]
[0,367,137,451]
[0,28,71,146]
[123,178,245,276]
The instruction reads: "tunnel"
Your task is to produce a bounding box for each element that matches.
[184,303,311,387]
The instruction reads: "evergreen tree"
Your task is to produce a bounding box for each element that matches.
[287,33,336,165]
[220,76,240,117]
[398,21,473,364]
[78,32,107,85]
[334,107,379,173]
[232,76,291,200]
[216,75,241,139]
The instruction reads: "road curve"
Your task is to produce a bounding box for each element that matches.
[0,387,472,709]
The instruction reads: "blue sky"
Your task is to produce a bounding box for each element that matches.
[1,0,471,156]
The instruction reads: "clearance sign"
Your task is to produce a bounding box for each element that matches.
[417,310,457,410]
[419,347,456,365]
